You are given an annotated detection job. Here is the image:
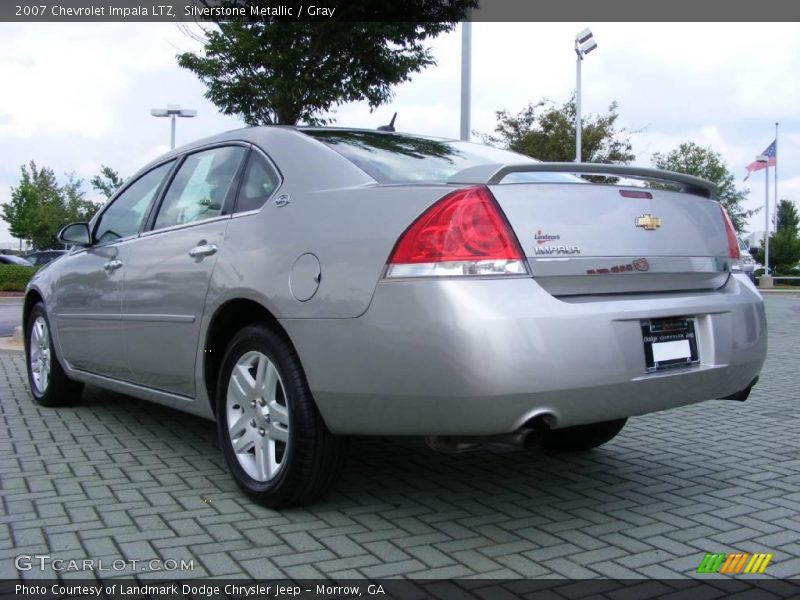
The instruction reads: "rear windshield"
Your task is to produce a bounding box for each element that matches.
[303,130,581,184]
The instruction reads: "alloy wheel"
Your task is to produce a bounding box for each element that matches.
[29,316,51,394]
[225,351,290,482]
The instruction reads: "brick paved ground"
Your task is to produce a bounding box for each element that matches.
[1,295,799,580]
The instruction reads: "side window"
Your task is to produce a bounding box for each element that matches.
[153,146,246,230]
[235,153,280,213]
[94,161,173,244]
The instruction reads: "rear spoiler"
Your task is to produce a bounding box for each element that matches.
[447,163,716,199]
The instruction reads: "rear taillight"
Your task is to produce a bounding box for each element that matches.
[719,204,740,260]
[386,186,527,278]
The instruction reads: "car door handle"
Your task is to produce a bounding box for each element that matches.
[103,259,123,272]
[188,244,218,258]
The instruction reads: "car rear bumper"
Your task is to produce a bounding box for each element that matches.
[281,274,767,436]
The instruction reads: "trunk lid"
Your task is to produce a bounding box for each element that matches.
[489,182,732,296]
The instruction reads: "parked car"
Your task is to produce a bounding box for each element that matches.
[732,238,756,281]
[0,254,34,267]
[24,249,66,266]
[22,127,767,506]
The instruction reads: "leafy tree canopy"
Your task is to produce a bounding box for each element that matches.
[90,165,125,200]
[483,94,635,165]
[177,1,476,125]
[776,199,799,236]
[756,229,800,274]
[651,142,755,234]
[1,162,102,250]
[756,199,800,273]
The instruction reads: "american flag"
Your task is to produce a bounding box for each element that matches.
[744,140,776,180]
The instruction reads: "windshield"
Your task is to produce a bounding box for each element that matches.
[303,130,582,185]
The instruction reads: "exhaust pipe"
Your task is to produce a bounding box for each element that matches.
[425,414,554,453]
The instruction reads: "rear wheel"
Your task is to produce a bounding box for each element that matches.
[540,418,627,451]
[217,323,347,507]
[25,302,83,407]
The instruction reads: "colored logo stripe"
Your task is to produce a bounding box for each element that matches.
[697,552,773,574]
[745,553,773,574]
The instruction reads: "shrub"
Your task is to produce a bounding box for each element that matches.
[0,264,35,292]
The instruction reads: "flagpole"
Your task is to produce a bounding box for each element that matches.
[765,163,770,275]
[774,122,779,233]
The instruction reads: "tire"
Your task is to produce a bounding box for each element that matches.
[216,323,347,507]
[540,418,627,452]
[25,302,83,407]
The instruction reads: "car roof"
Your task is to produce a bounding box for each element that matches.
[288,126,452,140]
[150,126,455,164]
[130,126,423,194]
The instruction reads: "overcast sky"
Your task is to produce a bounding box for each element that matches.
[1,22,798,246]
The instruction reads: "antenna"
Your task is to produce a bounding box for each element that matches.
[377,112,397,132]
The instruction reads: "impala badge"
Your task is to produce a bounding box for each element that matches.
[636,214,662,230]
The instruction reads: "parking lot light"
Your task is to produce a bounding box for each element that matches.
[575,28,597,163]
[150,104,197,150]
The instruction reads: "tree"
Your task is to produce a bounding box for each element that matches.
[2,162,62,250]
[177,2,476,125]
[90,165,124,200]
[776,199,799,235]
[62,173,99,225]
[1,162,100,250]
[756,199,800,273]
[483,95,635,164]
[651,142,755,234]
[756,230,800,273]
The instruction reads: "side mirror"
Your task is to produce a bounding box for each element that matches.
[57,222,92,247]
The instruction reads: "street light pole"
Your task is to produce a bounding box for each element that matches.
[150,104,197,150]
[460,20,472,141]
[574,28,597,163]
[575,53,582,162]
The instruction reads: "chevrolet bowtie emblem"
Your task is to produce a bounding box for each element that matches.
[635,214,662,231]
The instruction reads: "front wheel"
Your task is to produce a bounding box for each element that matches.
[25,302,83,407]
[217,323,347,507]
[540,418,627,451]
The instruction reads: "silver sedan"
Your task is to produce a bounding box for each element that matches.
[23,127,767,506]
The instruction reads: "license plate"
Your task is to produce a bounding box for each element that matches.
[641,318,699,372]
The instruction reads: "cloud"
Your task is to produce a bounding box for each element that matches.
[1,21,799,243]
[0,24,190,139]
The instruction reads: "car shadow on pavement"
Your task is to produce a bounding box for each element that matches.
[77,383,723,519]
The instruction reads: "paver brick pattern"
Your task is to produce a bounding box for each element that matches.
[1,295,799,580]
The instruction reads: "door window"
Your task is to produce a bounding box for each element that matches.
[153,146,246,230]
[94,161,173,244]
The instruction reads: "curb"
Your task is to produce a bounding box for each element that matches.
[0,326,24,353]
[0,297,23,305]
[0,338,23,352]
